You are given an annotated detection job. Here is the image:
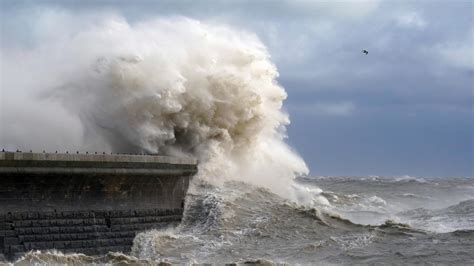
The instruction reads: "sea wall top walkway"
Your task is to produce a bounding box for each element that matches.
[0,151,198,176]
[0,151,197,165]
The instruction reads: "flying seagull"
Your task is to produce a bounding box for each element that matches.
[362,49,368,55]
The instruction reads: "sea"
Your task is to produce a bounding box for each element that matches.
[3,13,472,266]
[4,175,473,265]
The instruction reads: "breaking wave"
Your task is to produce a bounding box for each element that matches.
[400,199,474,233]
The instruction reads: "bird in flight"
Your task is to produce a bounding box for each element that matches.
[362,49,368,55]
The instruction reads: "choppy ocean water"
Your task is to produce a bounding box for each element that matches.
[3,176,473,265]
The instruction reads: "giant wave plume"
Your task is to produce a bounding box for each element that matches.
[1,14,308,199]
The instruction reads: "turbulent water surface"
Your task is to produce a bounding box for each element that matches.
[4,176,473,265]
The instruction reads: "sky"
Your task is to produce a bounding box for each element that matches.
[1,0,473,177]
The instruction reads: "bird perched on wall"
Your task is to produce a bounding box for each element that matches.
[362,49,368,55]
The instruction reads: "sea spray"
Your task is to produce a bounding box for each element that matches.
[3,15,309,198]
[2,15,331,262]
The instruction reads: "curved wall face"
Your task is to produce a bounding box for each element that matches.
[0,152,197,260]
[0,172,190,212]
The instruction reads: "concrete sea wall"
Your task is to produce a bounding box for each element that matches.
[0,151,197,260]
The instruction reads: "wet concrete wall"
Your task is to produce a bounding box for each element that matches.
[0,152,197,260]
